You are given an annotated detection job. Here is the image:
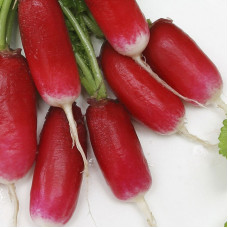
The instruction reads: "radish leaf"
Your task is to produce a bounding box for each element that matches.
[218,119,227,158]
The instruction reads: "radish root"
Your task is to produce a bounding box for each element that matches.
[133,55,206,108]
[63,104,89,177]
[216,97,227,114]
[134,195,156,227]
[178,125,218,150]
[7,183,19,227]
[85,172,97,226]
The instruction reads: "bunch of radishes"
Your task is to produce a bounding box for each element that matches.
[0,0,226,226]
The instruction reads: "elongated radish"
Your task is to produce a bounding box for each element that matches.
[84,0,150,58]
[100,42,185,135]
[18,0,88,174]
[100,42,216,148]
[143,18,224,109]
[0,1,37,225]
[0,50,37,184]
[30,103,86,226]
[86,99,156,226]
[60,4,156,225]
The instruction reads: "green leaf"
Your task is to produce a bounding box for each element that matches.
[218,119,227,158]
[75,0,88,14]
[224,221,227,227]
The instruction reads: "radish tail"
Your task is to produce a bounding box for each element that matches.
[133,55,206,108]
[178,125,218,150]
[8,183,19,227]
[63,104,89,177]
[216,97,227,114]
[85,172,97,226]
[134,195,156,227]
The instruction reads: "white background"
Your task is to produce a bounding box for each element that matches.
[0,0,227,227]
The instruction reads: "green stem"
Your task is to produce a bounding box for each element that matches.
[75,52,98,97]
[6,1,18,47]
[0,0,13,50]
[82,14,104,38]
[0,0,4,8]
[59,0,107,100]
[78,14,90,42]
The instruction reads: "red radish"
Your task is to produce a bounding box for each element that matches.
[30,103,86,226]
[100,42,185,135]
[86,99,156,226]
[0,50,37,183]
[143,18,224,108]
[0,49,37,225]
[84,0,150,58]
[18,0,88,173]
[100,42,216,148]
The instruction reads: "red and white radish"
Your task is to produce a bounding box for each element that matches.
[0,49,37,224]
[100,42,215,147]
[100,42,185,135]
[18,0,88,173]
[30,103,86,226]
[143,19,225,109]
[86,99,156,226]
[84,0,150,58]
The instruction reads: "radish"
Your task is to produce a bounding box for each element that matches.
[100,42,215,147]
[60,3,156,225]
[100,42,185,135]
[84,0,150,58]
[86,99,156,226]
[30,103,86,226]
[143,19,225,110]
[18,0,88,174]
[0,0,37,225]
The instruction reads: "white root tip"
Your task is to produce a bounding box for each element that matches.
[216,97,227,114]
[134,195,156,227]
[63,104,89,177]
[8,183,19,227]
[132,55,207,108]
[85,174,97,226]
[178,124,218,150]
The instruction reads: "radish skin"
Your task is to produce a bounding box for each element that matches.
[86,99,156,226]
[18,0,88,174]
[30,104,87,226]
[84,0,150,58]
[143,19,224,107]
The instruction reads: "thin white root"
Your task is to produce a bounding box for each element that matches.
[8,183,19,227]
[132,55,206,108]
[134,195,156,227]
[63,104,89,177]
[85,172,97,226]
[216,97,227,114]
[178,124,218,150]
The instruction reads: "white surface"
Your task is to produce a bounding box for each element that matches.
[0,0,227,227]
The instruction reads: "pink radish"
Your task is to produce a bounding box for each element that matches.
[86,99,156,226]
[84,0,150,58]
[143,18,225,109]
[18,0,88,174]
[30,103,86,226]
